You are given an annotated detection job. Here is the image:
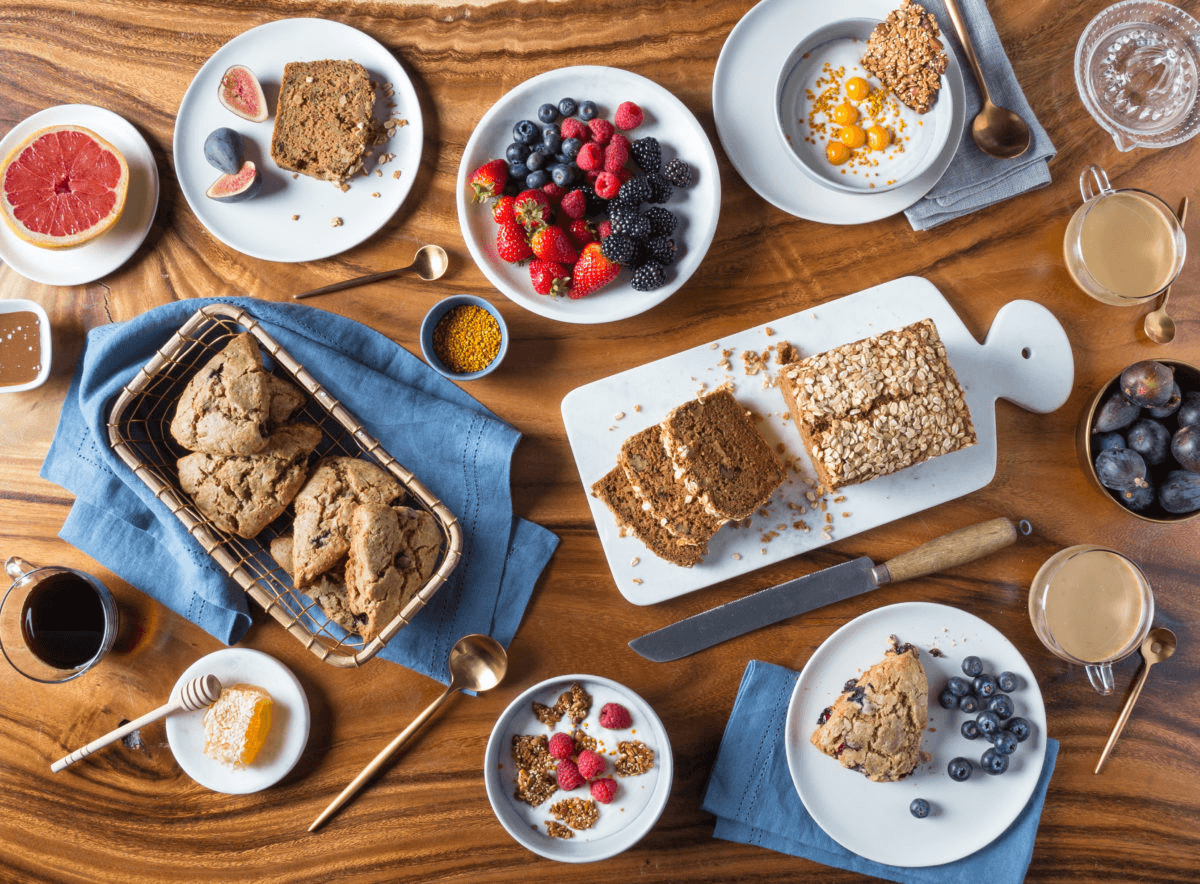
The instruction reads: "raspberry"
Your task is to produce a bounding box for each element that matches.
[614,101,644,130]
[596,219,613,239]
[604,133,631,174]
[576,749,606,780]
[556,759,584,790]
[576,141,605,172]
[560,189,587,220]
[560,118,589,141]
[598,702,633,729]
[593,171,621,200]
[590,778,618,804]
[587,118,615,145]
[548,732,575,760]
[540,181,565,204]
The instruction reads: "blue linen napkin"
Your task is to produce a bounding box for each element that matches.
[702,660,1058,883]
[905,0,1057,230]
[40,297,559,683]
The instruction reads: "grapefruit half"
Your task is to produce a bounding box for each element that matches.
[1,124,130,249]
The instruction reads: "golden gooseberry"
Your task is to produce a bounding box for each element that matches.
[825,140,851,165]
[831,102,859,125]
[838,124,866,149]
[845,77,871,101]
[867,125,892,151]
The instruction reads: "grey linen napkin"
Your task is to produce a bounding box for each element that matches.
[905,0,1056,230]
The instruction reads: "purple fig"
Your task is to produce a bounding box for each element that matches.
[1120,360,1175,408]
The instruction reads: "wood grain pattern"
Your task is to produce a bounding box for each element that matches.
[3,0,1200,881]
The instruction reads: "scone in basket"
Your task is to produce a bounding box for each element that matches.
[107,303,463,667]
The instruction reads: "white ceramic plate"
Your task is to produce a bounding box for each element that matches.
[714,0,966,223]
[784,602,1047,867]
[0,104,159,285]
[484,674,674,862]
[173,18,423,263]
[165,648,311,794]
[456,65,721,324]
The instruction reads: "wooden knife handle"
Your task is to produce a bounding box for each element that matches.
[875,517,1022,586]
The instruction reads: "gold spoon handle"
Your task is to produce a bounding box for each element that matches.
[943,0,992,102]
[1095,660,1154,774]
[294,263,415,300]
[308,684,457,831]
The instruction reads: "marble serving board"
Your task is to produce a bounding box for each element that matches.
[561,276,1074,605]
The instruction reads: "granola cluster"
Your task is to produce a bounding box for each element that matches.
[860,0,948,114]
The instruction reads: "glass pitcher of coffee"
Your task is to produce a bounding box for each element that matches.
[1,557,119,683]
[1028,545,1154,694]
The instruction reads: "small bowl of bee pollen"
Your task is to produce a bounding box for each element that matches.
[420,294,508,381]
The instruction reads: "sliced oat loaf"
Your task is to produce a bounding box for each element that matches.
[619,424,722,551]
[591,466,705,567]
[270,59,376,184]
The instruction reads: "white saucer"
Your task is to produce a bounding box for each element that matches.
[713,0,966,224]
[165,648,310,794]
[0,104,159,285]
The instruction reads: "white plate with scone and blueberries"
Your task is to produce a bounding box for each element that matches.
[786,602,1048,867]
[174,18,423,263]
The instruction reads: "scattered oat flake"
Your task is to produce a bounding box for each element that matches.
[330,217,344,227]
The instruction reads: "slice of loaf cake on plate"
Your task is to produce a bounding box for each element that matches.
[270,59,376,184]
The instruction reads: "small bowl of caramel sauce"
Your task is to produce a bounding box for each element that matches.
[0,299,50,393]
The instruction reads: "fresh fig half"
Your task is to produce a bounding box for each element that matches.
[203,127,244,174]
[206,161,261,202]
[218,64,269,123]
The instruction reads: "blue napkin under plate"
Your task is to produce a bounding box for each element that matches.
[702,660,1058,883]
[905,0,1057,230]
[40,297,559,683]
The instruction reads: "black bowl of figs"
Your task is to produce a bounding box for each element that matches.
[1082,360,1200,523]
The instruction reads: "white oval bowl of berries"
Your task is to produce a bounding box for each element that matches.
[484,673,674,862]
[456,65,721,324]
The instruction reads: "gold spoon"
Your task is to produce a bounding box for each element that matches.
[943,0,1032,159]
[308,633,508,831]
[293,244,449,300]
[1144,197,1188,345]
[1095,626,1177,774]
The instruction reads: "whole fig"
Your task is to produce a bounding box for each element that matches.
[203,127,244,174]
[1171,424,1200,472]
[1093,391,1141,432]
[1126,418,1172,466]
[1120,360,1175,408]
[1147,382,1182,419]
[1159,470,1200,514]
[1177,392,1200,429]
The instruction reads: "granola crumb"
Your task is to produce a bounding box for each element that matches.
[330,216,343,227]
[549,797,599,831]
[615,740,655,777]
[545,820,574,839]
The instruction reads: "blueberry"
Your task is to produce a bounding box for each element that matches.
[578,99,598,121]
[961,719,981,740]
[958,694,981,714]
[525,149,547,170]
[976,710,1002,738]
[1158,469,1200,514]
[1127,418,1172,466]
[542,128,562,152]
[910,798,931,819]
[938,687,959,709]
[945,676,971,697]
[549,163,575,187]
[981,747,1009,775]
[523,169,550,189]
[1005,717,1032,742]
[991,731,1019,756]
[996,671,1019,693]
[1177,391,1200,428]
[557,97,578,117]
[947,757,972,781]
[561,137,583,159]
[972,673,998,698]
[1094,431,1126,453]
[507,161,530,181]
[513,119,539,145]
[962,656,984,678]
[537,103,558,124]
[506,141,531,164]
[986,693,1014,720]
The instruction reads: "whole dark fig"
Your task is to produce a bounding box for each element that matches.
[1093,391,1141,432]
[1126,418,1172,466]
[1159,470,1200,514]
[1171,424,1200,472]
[203,127,244,174]
[1120,360,1175,408]
[1177,392,1200,429]
[1119,480,1156,511]
[1147,382,1182,419]
[1095,431,1126,453]
[1094,447,1148,491]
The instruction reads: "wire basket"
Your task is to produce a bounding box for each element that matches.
[107,303,463,667]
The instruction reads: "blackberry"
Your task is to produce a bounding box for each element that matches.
[630,261,666,291]
[600,232,637,265]
[645,173,674,204]
[577,183,605,216]
[646,235,676,266]
[630,137,662,173]
[617,176,652,206]
[644,206,677,237]
[662,157,694,187]
[608,205,642,236]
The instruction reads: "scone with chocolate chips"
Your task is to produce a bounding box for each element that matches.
[177,423,322,538]
[810,638,930,782]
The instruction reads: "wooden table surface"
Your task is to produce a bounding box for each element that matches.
[3,1,1199,881]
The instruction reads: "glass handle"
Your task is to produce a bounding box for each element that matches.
[4,556,36,582]
[1086,661,1116,695]
[1080,164,1111,201]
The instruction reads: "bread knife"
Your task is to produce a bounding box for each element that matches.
[628,517,1027,662]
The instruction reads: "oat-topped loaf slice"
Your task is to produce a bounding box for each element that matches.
[660,387,785,523]
[778,318,976,491]
[177,423,322,538]
[810,638,930,782]
[290,456,405,587]
[861,0,948,114]
[591,466,706,567]
[270,59,376,184]
[619,424,722,552]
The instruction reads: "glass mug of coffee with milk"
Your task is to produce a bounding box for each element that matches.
[1029,545,1154,694]
[1064,165,1186,305]
[0,556,119,683]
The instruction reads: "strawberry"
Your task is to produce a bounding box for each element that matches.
[569,242,621,299]
[576,141,605,172]
[468,158,507,202]
[587,118,615,145]
[547,731,575,760]
[590,778,618,804]
[614,101,644,130]
[491,194,516,225]
[556,759,584,791]
[599,702,632,729]
[496,218,532,263]
[530,224,579,263]
[576,749,606,780]
[560,118,589,141]
[567,217,595,246]
[560,188,588,220]
[513,188,552,231]
[529,258,571,298]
